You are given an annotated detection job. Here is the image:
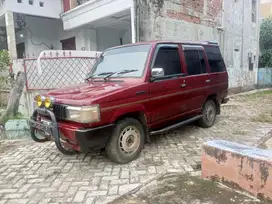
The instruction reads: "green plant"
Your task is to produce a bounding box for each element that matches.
[259,17,272,67]
[0,50,10,88]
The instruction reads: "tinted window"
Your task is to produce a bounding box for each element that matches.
[199,50,207,74]
[184,50,204,76]
[204,46,226,73]
[153,47,182,76]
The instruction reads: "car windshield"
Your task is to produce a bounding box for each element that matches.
[86,44,150,79]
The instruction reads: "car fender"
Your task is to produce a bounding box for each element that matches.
[110,104,147,123]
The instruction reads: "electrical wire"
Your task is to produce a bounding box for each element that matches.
[26,27,51,49]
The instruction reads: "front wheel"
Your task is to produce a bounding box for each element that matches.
[198,99,217,128]
[106,118,145,164]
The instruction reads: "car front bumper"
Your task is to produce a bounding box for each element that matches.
[28,108,114,153]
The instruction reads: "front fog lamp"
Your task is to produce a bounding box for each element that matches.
[66,105,100,123]
[45,96,55,109]
[36,95,45,107]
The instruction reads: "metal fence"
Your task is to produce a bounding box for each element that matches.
[258,68,272,89]
[24,52,99,90]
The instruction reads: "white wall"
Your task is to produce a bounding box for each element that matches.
[97,27,131,51]
[6,0,62,19]
[22,16,61,57]
[223,0,260,90]
[62,0,133,30]
[13,14,132,57]
[0,0,7,17]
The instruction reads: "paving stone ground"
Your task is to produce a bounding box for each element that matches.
[0,90,271,204]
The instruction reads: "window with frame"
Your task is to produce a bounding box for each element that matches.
[153,46,182,76]
[203,45,226,73]
[184,47,206,76]
[252,0,257,23]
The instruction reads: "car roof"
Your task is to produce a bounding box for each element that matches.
[105,40,219,51]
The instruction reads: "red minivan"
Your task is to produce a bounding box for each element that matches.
[28,41,229,163]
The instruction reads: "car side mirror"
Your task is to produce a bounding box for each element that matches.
[151,68,164,78]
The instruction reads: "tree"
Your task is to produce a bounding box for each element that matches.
[259,17,272,68]
[0,50,26,124]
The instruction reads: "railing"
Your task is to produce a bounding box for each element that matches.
[24,50,99,91]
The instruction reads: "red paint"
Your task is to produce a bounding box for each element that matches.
[40,41,229,151]
[63,0,70,12]
[167,10,201,24]
[202,141,272,201]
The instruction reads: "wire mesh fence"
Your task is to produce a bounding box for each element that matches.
[24,55,98,90]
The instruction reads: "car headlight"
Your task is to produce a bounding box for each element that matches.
[66,105,100,123]
[45,96,55,109]
[35,95,45,107]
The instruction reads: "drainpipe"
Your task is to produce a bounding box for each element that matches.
[130,3,136,43]
[240,0,245,88]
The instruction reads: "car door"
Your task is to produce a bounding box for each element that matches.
[179,45,210,113]
[146,44,185,126]
[203,45,228,95]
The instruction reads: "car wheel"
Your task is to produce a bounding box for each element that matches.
[106,118,145,164]
[198,99,217,128]
[30,128,49,142]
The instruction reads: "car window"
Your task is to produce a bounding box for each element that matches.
[198,50,207,74]
[203,46,226,73]
[153,46,182,76]
[88,45,150,78]
[184,49,205,76]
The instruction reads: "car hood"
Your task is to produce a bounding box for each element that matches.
[47,81,132,106]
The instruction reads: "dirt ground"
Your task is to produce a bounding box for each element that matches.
[110,172,265,204]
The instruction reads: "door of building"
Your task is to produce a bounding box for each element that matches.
[61,37,76,50]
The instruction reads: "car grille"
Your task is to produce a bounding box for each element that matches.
[53,104,67,120]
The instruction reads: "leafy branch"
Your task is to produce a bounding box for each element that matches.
[259,17,272,68]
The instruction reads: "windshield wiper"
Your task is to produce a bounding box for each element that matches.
[85,72,115,81]
[103,69,138,80]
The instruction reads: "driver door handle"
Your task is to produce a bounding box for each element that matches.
[206,79,211,83]
[180,83,186,88]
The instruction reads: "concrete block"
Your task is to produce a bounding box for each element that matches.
[4,119,30,139]
[202,140,272,201]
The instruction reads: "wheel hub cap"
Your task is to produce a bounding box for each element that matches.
[206,105,215,122]
[119,126,140,155]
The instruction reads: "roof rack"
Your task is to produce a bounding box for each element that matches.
[200,41,219,45]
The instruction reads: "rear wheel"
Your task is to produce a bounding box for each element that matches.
[198,99,217,128]
[106,118,145,164]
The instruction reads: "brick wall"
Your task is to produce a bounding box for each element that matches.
[135,0,260,90]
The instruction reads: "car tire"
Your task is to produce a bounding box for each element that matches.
[30,128,49,143]
[106,118,145,164]
[198,99,217,128]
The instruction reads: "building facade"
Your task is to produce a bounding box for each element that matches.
[260,0,272,19]
[0,0,260,91]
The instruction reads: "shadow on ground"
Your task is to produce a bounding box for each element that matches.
[110,173,264,204]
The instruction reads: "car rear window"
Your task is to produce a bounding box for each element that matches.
[203,45,226,73]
